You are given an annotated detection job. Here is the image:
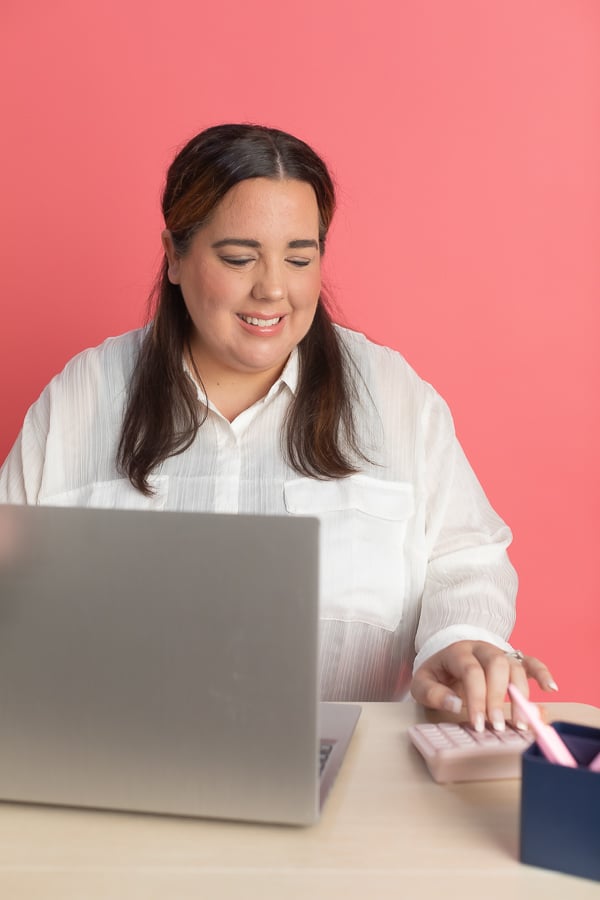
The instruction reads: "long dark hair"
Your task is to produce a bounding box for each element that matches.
[117,124,367,494]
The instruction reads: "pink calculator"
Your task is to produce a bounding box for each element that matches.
[408,721,533,783]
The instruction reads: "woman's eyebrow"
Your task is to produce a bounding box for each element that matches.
[288,239,319,249]
[211,238,260,249]
[211,238,319,250]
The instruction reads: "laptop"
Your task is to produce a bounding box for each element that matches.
[0,504,360,825]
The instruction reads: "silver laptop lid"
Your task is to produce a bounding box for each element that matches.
[0,505,322,824]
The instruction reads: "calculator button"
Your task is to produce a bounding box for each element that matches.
[450,732,476,744]
[479,730,501,742]
[429,735,452,748]
[499,730,530,744]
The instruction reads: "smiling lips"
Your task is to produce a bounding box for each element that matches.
[238,313,283,328]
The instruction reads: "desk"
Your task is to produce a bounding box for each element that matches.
[0,702,598,899]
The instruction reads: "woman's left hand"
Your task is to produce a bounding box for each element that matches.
[410,640,558,732]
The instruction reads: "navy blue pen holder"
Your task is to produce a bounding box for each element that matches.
[520,721,600,881]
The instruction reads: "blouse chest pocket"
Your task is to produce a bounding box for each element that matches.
[283,475,415,630]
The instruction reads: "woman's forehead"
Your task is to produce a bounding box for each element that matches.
[213,178,320,229]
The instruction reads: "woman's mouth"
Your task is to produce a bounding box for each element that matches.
[238,314,283,327]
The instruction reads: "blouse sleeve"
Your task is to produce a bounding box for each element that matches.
[0,392,51,505]
[413,386,517,671]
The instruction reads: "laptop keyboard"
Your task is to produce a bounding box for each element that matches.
[319,740,334,775]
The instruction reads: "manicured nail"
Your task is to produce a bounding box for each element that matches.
[474,713,485,733]
[491,709,506,732]
[442,694,463,714]
[515,720,528,731]
[546,680,559,692]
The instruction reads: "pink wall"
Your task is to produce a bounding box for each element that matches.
[1,2,598,705]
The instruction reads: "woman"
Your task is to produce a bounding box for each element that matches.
[0,123,556,727]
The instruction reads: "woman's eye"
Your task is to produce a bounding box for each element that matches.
[287,258,311,268]
[221,257,254,267]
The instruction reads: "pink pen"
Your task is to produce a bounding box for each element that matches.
[507,684,578,768]
[589,751,600,773]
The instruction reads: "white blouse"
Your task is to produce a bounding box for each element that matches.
[0,325,516,700]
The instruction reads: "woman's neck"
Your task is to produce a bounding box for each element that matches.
[186,344,287,423]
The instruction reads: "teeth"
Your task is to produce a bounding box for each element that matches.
[240,315,281,327]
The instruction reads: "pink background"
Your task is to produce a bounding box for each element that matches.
[1,2,598,705]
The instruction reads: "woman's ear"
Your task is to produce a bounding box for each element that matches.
[161,230,181,284]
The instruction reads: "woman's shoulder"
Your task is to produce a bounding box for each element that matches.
[47,327,147,394]
[23,327,148,429]
[333,324,453,424]
[335,324,409,363]
[60,326,146,372]
[334,324,430,388]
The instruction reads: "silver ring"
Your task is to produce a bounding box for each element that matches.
[505,649,525,663]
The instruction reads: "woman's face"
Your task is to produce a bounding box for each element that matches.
[163,177,322,390]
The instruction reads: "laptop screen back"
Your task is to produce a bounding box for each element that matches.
[0,505,322,824]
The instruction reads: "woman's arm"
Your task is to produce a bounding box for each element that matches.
[410,387,556,727]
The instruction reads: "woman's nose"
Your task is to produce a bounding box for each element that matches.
[250,263,286,302]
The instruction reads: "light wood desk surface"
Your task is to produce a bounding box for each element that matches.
[0,701,598,899]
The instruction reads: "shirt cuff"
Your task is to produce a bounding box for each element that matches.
[413,625,514,674]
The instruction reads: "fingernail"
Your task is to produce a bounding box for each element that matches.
[442,694,463,714]
[515,720,528,731]
[546,680,559,692]
[491,709,506,732]
[474,713,485,733]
